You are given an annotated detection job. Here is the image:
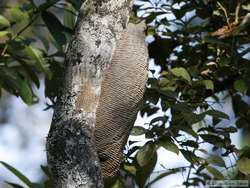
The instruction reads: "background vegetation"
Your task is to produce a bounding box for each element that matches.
[0,0,250,187]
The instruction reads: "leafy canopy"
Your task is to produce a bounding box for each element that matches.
[0,0,250,188]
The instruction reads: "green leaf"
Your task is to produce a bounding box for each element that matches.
[41,11,67,46]
[0,69,34,104]
[179,125,198,139]
[149,116,168,125]
[136,152,157,188]
[0,15,10,26]
[110,179,125,188]
[206,155,226,167]
[0,31,10,38]
[205,110,229,120]
[203,36,231,49]
[136,142,155,167]
[234,79,247,93]
[18,60,40,88]
[6,182,24,188]
[217,126,237,133]
[180,150,200,164]
[25,46,51,78]
[42,11,72,48]
[10,7,29,22]
[158,78,177,91]
[0,161,33,187]
[64,4,76,29]
[237,158,250,175]
[123,164,137,175]
[199,134,224,147]
[158,89,178,99]
[172,102,191,113]
[184,112,205,125]
[146,27,155,35]
[242,4,250,11]
[181,140,199,148]
[205,166,224,180]
[131,126,146,136]
[201,80,214,91]
[170,67,191,84]
[159,138,179,155]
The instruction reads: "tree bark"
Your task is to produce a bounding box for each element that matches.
[46,1,134,187]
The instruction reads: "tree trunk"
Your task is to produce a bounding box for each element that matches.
[46,1,134,187]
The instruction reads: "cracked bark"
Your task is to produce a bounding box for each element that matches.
[46,0,134,187]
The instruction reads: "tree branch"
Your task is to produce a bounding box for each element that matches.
[46,0,134,187]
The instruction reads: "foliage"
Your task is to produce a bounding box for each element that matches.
[117,0,250,187]
[0,0,77,105]
[1,0,250,188]
[0,161,52,188]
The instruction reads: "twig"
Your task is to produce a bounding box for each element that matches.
[217,1,230,27]
[0,44,8,56]
[1,15,39,57]
[235,2,241,23]
[185,164,193,188]
[12,14,39,41]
